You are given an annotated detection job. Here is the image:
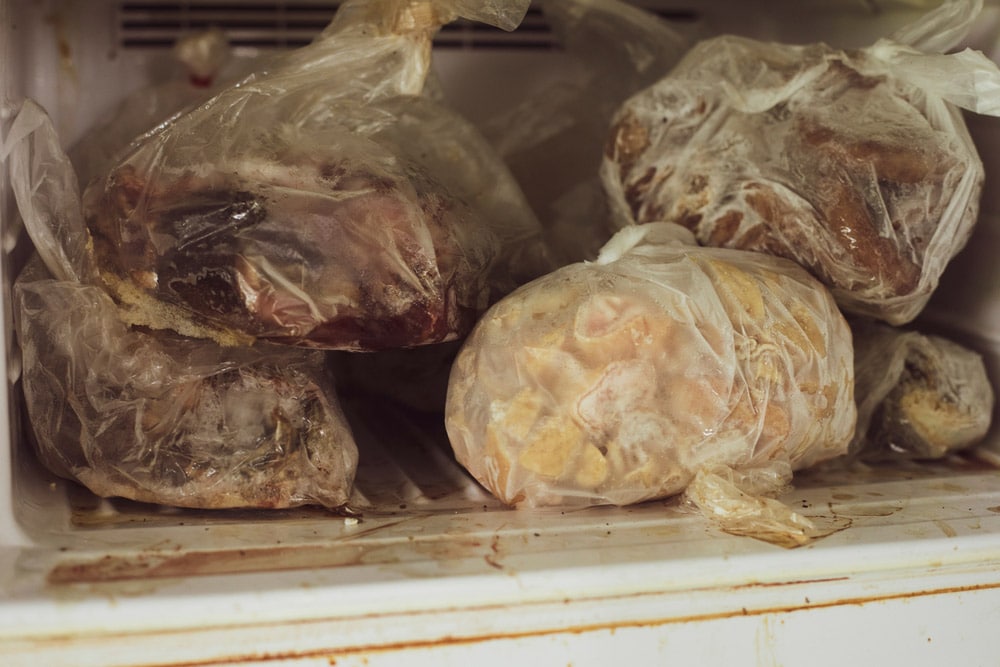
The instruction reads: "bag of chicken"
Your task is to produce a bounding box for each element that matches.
[602,0,1000,325]
[82,0,550,351]
[446,222,856,543]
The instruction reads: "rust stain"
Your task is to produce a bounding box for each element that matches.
[484,534,504,571]
[931,482,969,493]
[48,516,422,584]
[312,580,1000,663]
[733,576,850,590]
[50,579,1000,667]
[57,36,71,61]
[47,544,370,585]
[43,11,78,84]
[338,519,410,541]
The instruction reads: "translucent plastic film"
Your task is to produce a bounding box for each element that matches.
[446,223,856,509]
[15,259,359,509]
[481,0,695,265]
[851,319,994,460]
[68,28,254,189]
[82,0,548,351]
[602,0,1000,325]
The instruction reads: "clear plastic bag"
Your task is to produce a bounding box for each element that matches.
[5,100,358,510]
[682,463,849,548]
[15,259,358,510]
[851,319,994,460]
[445,223,856,511]
[82,0,549,351]
[602,0,1000,325]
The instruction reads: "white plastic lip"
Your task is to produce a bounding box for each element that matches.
[3,508,1000,643]
[2,456,1000,639]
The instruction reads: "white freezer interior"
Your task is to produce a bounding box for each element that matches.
[5,1,1000,664]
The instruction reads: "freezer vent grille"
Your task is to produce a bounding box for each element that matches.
[118,1,698,50]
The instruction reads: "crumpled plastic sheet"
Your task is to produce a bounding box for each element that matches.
[682,463,850,549]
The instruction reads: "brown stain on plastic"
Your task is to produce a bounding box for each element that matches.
[47,544,369,584]
[934,520,958,538]
[39,579,1000,667]
[48,514,422,584]
[483,536,504,571]
[827,503,903,518]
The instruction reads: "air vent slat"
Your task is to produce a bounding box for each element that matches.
[118,2,696,51]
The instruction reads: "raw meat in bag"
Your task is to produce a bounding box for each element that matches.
[445,223,855,516]
[15,260,359,509]
[851,319,993,460]
[83,0,548,350]
[6,100,358,510]
[602,0,1000,325]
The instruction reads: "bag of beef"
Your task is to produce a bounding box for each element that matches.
[82,0,550,351]
[6,100,359,509]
